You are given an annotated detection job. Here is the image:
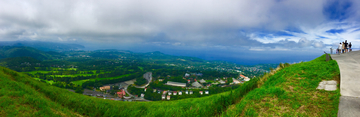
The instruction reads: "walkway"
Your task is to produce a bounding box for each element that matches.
[134,72,152,88]
[331,51,360,117]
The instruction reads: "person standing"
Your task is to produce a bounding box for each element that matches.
[338,42,342,54]
[349,42,352,52]
[342,42,345,53]
[345,40,348,53]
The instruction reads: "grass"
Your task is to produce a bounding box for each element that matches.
[222,54,340,116]
[206,80,215,83]
[71,73,133,85]
[0,68,79,116]
[33,78,55,85]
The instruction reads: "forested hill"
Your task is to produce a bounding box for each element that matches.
[0,41,84,51]
[0,46,65,60]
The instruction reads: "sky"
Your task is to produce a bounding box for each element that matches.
[1,0,360,65]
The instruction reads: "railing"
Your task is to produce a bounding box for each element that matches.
[328,48,360,54]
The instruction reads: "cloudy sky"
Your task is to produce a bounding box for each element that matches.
[1,0,360,65]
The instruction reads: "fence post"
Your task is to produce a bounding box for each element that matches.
[324,51,329,62]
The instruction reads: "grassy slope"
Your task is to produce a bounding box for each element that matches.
[223,54,340,116]
[0,69,79,116]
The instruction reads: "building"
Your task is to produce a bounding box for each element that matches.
[144,88,147,92]
[173,91,177,95]
[158,79,164,81]
[189,91,193,94]
[117,89,126,98]
[185,73,190,77]
[168,92,172,95]
[205,91,209,94]
[219,80,226,84]
[199,79,206,84]
[167,95,171,100]
[153,89,157,93]
[140,93,144,98]
[232,78,241,84]
[165,81,187,87]
[244,77,250,81]
[178,91,182,95]
[162,95,166,100]
[100,86,111,91]
[199,91,203,95]
[192,81,203,88]
[185,91,189,94]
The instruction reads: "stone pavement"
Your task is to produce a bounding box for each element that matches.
[316,80,337,91]
[331,51,360,117]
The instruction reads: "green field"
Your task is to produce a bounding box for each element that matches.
[33,78,55,85]
[71,73,133,85]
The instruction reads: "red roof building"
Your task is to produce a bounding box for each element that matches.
[117,89,126,98]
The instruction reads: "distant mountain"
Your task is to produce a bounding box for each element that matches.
[0,46,65,60]
[0,41,84,52]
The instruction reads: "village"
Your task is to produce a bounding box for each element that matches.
[82,72,251,101]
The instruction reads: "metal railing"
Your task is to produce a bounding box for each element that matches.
[328,48,359,54]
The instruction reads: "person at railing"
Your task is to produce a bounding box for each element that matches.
[342,42,345,53]
[349,42,352,52]
[345,40,348,53]
[338,42,342,54]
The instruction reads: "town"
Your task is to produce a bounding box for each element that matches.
[83,72,251,101]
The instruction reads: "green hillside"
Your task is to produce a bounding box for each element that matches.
[0,54,340,116]
[0,46,63,60]
[223,54,340,116]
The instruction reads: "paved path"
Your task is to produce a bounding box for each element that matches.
[135,72,152,88]
[331,51,360,117]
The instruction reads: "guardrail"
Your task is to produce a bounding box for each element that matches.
[328,48,359,54]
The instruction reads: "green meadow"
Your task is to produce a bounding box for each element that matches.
[71,73,133,85]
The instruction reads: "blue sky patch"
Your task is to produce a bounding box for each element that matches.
[326,29,345,34]
[323,0,352,21]
[273,31,294,37]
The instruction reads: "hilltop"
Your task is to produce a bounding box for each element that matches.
[0,54,340,116]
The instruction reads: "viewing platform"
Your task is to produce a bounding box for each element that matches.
[330,51,360,117]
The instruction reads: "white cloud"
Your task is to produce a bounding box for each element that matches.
[0,0,360,53]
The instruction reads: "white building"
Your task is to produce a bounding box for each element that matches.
[219,80,226,84]
[165,81,187,87]
[199,79,206,84]
[232,78,241,84]
[191,81,203,88]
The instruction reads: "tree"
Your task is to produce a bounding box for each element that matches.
[134,77,147,86]
[75,86,84,94]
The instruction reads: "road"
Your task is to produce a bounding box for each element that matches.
[123,72,152,101]
[134,72,152,88]
[124,84,150,101]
